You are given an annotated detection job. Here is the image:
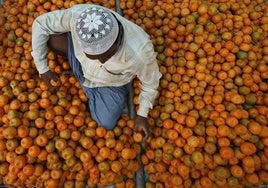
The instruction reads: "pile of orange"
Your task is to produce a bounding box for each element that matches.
[0,0,268,187]
[126,0,268,187]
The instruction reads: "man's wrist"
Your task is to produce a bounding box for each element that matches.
[137,105,149,118]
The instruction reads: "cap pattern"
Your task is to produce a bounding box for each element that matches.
[75,6,119,55]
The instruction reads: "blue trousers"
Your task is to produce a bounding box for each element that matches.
[67,33,129,130]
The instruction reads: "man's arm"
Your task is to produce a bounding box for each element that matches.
[136,40,162,118]
[31,6,79,74]
[134,41,162,140]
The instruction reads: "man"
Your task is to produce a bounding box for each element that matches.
[31,4,161,139]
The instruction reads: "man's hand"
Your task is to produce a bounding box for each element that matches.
[134,115,151,141]
[40,70,60,92]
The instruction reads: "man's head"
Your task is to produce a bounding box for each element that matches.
[75,6,119,56]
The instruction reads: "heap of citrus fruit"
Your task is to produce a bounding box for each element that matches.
[0,0,268,187]
[125,0,268,187]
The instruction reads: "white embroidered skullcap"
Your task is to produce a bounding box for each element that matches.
[75,6,119,55]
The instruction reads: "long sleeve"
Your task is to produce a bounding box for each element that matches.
[31,7,78,74]
[110,14,162,118]
[136,41,162,117]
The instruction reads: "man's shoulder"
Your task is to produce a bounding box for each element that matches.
[121,20,150,42]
